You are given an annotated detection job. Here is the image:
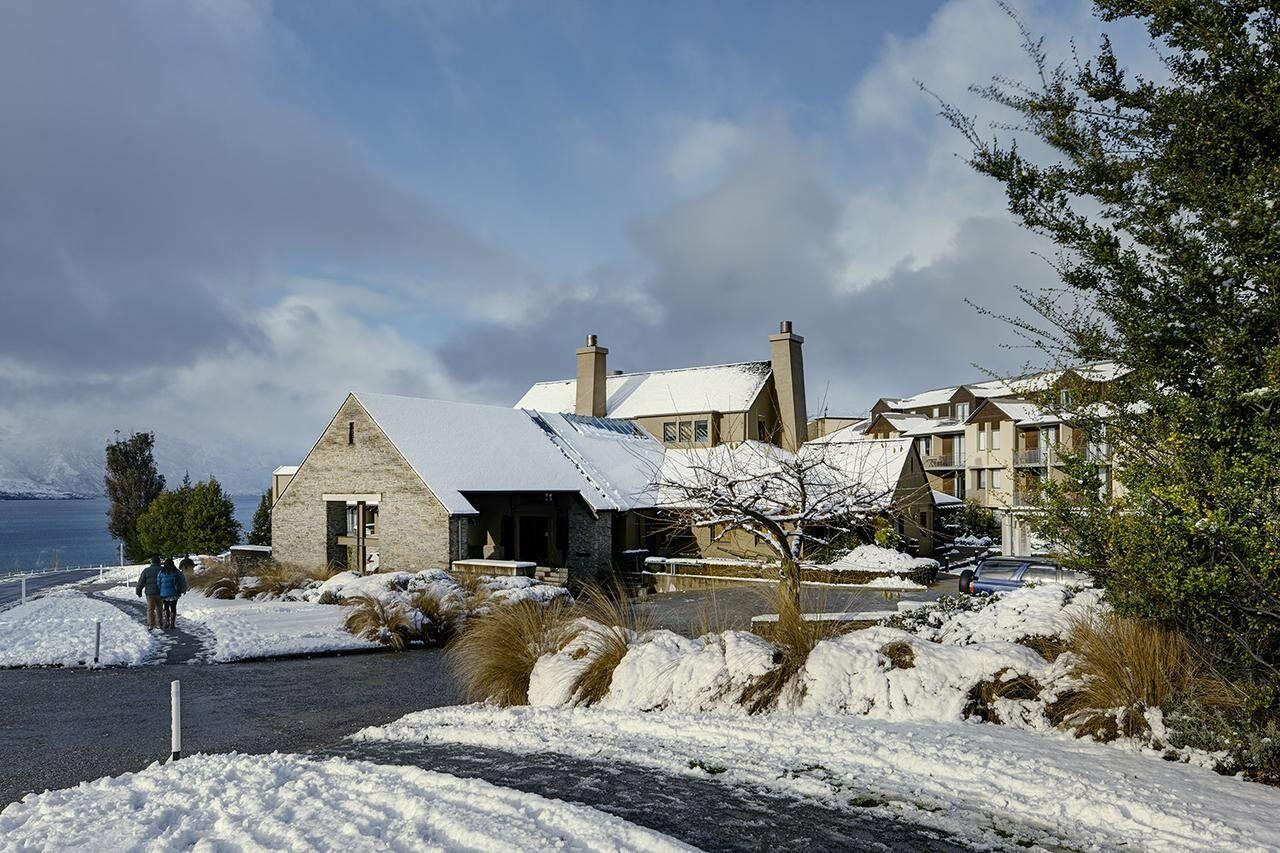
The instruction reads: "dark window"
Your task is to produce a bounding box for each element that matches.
[347,422,355,445]
[694,420,709,443]
[662,421,677,442]
[500,516,513,557]
[555,515,568,565]
[757,416,767,439]
[679,421,692,443]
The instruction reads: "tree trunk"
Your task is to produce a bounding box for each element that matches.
[778,556,802,630]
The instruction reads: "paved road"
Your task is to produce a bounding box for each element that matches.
[0,569,105,607]
[0,650,464,806]
[330,740,970,853]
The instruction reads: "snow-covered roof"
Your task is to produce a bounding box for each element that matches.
[350,392,663,515]
[888,386,959,410]
[1071,361,1129,383]
[976,398,1060,426]
[932,490,965,508]
[529,412,666,512]
[900,417,966,437]
[514,362,771,419]
[799,437,917,511]
[273,465,299,476]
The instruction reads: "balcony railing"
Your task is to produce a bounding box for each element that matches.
[1013,447,1046,466]
[1012,489,1041,507]
[923,451,965,469]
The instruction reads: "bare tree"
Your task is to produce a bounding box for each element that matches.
[649,439,921,621]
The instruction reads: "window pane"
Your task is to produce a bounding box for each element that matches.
[663,422,676,442]
[694,420,709,443]
[679,421,692,442]
[992,427,1001,450]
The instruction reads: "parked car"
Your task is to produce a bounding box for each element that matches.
[958,557,1086,594]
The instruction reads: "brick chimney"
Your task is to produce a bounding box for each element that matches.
[769,320,808,450]
[575,334,608,417]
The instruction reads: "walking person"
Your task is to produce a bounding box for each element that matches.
[157,558,188,630]
[135,556,164,630]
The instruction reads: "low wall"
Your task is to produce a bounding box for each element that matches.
[450,559,535,578]
[642,557,937,593]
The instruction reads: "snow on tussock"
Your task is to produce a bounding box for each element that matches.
[0,753,690,852]
[355,706,1280,852]
[528,587,1087,724]
[0,591,160,667]
[900,584,1104,645]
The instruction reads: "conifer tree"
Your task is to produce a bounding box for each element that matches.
[104,431,165,561]
[248,490,272,546]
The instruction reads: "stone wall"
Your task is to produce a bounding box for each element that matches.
[272,394,455,571]
[566,503,614,584]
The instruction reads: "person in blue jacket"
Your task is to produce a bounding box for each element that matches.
[157,558,189,630]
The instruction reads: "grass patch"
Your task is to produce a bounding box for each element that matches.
[343,594,412,651]
[447,598,574,706]
[880,640,916,669]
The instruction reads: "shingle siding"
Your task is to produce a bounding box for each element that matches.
[272,395,455,571]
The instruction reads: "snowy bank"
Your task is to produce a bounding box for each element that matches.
[179,598,381,661]
[353,705,1280,852]
[814,544,938,575]
[0,590,161,667]
[0,752,691,852]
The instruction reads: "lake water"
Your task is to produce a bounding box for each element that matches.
[0,496,260,572]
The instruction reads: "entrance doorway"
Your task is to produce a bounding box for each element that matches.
[518,516,550,565]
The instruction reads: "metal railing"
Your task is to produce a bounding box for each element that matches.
[1012,490,1041,507]
[1013,447,1046,466]
[923,451,965,469]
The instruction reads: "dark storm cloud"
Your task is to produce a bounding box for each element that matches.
[436,134,1047,414]
[0,2,531,372]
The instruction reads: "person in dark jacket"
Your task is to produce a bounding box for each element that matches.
[135,556,164,629]
[157,558,188,630]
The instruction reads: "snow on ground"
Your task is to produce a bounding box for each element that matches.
[815,544,938,574]
[0,590,161,667]
[353,705,1280,852]
[0,752,691,853]
[177,597,381,662]
[894,584,1104,645]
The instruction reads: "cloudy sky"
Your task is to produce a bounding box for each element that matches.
[0,0,1152,491]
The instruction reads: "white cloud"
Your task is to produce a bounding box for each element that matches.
[666,118,748,188]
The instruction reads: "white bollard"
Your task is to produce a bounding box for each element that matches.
[170,680,182,761]
[20,577,26,604]
[94,620,101,665]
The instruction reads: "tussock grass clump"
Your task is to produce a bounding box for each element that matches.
[447,599,573,706]
[244,561,317,598]
[967,668,1045,723]
[189,560,242,599]
[343,594,412,651]
[738,587,850,714]
[1064,612,1238,738]
[567,585,650,706]
[1067,612,1193,713]
[410,588,464,645]
[452,571,489,602]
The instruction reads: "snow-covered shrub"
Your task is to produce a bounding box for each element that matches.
[408,587,464,645]
[342,594,412,651]
[449,599,574,706]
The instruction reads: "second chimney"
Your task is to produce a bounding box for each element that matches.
[575,334,608,417]
[769,320,808,451]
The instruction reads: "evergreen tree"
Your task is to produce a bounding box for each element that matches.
[184,477,242,554]
[104,432,165,561]
[248,490,272,546]
[136,489,190,557]
[942,1,1280,696]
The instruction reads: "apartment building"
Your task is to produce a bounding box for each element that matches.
[515,322,810,451]
[830,362,1127,555]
